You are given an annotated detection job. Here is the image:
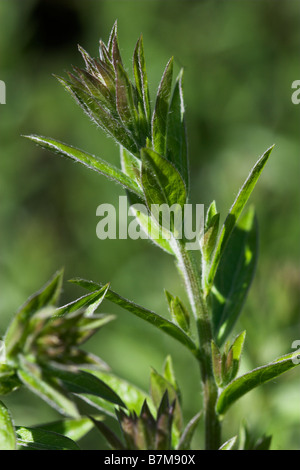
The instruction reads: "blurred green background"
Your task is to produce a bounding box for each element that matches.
[0,0,299,450]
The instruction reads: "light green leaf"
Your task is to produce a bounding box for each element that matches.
[55,284,109,317]
[219,436,237,450]
[211,206,258,345]
[24,135,143,198]
[152,57,173,155]
[16,426,80,450]
[5,270,63,359]
[165,290,190,333]
[141,147,187,234]
[166,69,189,190]
[177,411,202,450]
[216,351,300,415]
[0,400,16,450]
[17,359,79,418]
[38,417,95,442]
[69,278,198,357]
[206,145,274,293]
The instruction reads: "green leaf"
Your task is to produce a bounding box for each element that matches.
[201,202,220,282]
[38,417,95,442]
[24,135,143,198]
[165,290,190,333]
[226,331,246,382]
[0,400,16,450]
[150,368,182,437]
[141,147,187,234]
[219,436,237,450]
[5,270,63,358]
[211,206,258,345]
[216,351,300,415]
[165,69,189,190]
[17,359,79,418]
[152,57,173,155]
[133,35,151,126]
[0,364,21,395]
[206,145,274,293]
[55,75,140,155]
[177,411,202,450]
[47,367,125,408]
[85,369,153,415]
[55,284,109,317]
[16,426,80,450]
[211,340,222,387]
[69,278,198,357]
[91,417,125,450]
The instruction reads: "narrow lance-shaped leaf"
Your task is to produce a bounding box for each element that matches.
[24,135,143,198]
[177,411,202,450]
[165,290,190,333]
[86,369,154,416]
[219,436,237,450]
[211,206,258,345]
[133,35,151,125]
[69,278,198,356]
[216,351,300,415]
[166,69,189,191]
[206,145,274,294]
[152,57,173,155]
[16,426,80,450]
[55,284,109,317]
[0,400,16,450]
[45,367,126,408]
[91,417,125,450]
[5,269,63,358]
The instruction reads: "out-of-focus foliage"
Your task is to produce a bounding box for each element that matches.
[0,0,299,449]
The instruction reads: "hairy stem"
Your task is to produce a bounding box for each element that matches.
[171,239,221,450]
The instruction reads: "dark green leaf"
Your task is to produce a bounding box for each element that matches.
[0,400,16,450]
[24,135,143,198]
[211,207,258,345]
[91,417,125,450]
[216,351,300,415]
[69,278,198,356]
[48,367,125,408]
[16,426,80,450]
[206,145,274,293]
[166,69,189,190]
[141,147,187,234]
[0,364,21,395]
